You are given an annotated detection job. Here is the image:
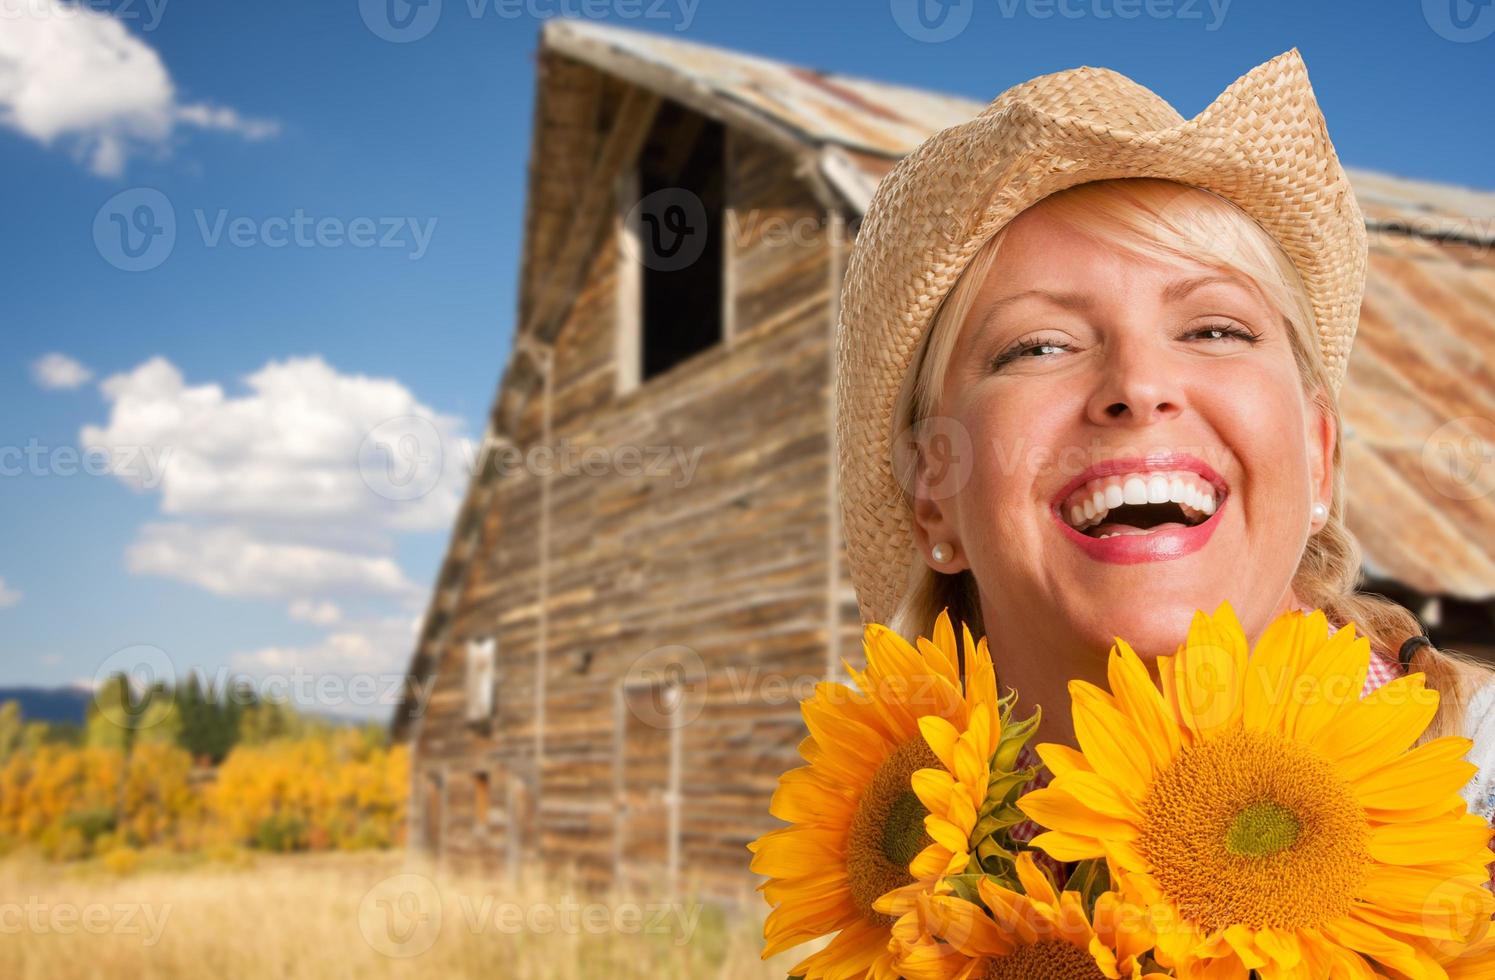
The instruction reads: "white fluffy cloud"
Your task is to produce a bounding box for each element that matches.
[126,523,420,600]
[31,352,93,390]
[83,355,470,617]
[231,615,418,675]
[83,355,465,703]
[288,598,343,626]
[83,355,469,533]
[0,577,20,608]
[0,0,278,175]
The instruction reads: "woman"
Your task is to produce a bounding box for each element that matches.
[833,55,1495,831]
[753,49,1495,980]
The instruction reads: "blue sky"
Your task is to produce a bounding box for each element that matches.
[3,0,1492,720]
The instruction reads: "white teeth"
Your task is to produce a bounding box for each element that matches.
[1061,469,1226,532]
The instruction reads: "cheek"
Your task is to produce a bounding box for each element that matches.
[951,388,1073,539]
[1204,370,1313,518]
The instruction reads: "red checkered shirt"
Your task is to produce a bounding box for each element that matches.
[1008,646,1410,886]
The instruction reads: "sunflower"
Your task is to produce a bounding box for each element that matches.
[870,686,1043,923]
[1017,602,1495,979]
[748,610,999,979]
[890,851,1169,980]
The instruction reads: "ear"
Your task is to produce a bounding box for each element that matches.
[1305,394,1336,524]
[910,456,970,574]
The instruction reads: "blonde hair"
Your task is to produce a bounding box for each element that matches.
[889,177,1490,741]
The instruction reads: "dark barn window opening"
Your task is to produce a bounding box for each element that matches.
[637,101,725,381]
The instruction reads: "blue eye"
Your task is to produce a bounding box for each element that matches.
[991,335,1072,370]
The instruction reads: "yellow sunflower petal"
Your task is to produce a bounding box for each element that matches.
[1048,770,1146,824]
[1107,638,1182,769]
[1367,813,1494,866]
[910,767,958,815]
[919,715,960,773]
[1318,673,1440,777]
[1173,602,1247,738]
[1027,829,1105,862]
[1069,680,1155,798]
[1351,734,1476,811]
[1035,741,1093,780]
[1282,622,1367,743]
[1319,914,1444,979]
[1017,786,1140,841]
[922,892,1017,957]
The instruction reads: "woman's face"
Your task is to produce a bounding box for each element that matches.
[911,200,1336,659]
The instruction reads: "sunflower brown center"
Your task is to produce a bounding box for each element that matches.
[1137,728,1369,931]
[845,736,941,922]
[984,940,1107,980]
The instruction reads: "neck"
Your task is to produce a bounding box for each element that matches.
[985,586,1307,751]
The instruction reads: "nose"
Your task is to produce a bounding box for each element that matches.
[1084,333,1186,426]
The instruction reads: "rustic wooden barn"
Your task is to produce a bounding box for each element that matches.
[393,19,1495,899]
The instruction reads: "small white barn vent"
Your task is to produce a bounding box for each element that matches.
[464,636,496,723]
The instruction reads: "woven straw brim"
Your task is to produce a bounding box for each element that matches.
[835,47,1368,627]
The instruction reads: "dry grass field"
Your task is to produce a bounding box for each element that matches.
[0,852,804,979]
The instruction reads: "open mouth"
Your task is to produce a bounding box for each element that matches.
[1058,470,1225,539]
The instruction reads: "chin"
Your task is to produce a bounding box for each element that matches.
[1073,587,1224,660]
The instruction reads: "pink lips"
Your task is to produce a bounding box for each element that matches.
[1050,454,1228,565]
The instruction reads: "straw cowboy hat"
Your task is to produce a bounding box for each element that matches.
[835,48,1368,627]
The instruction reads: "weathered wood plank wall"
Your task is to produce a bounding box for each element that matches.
[410,108,866,899]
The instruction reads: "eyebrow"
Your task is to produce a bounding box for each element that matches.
[974,274,1246,335]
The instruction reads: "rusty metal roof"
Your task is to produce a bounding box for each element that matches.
[1342,231,1495,600]
[543,19,985,158]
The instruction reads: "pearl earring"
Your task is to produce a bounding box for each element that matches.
[1311,502,1328,522]
[931,542,953,564]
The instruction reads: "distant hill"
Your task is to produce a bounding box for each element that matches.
[0,686,93,725]
[0,685,384,730]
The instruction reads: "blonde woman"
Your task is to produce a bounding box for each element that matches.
[834,49,1495,847]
